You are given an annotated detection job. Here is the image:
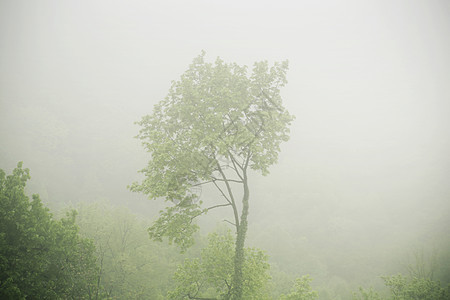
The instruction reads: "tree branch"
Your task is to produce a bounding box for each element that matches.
[212,180,232,205]
[224,279,232,296]
[211,177,243,184]
[223,219,237,228]
[244,150,251,171]
[204,203,231,211]
[216,163,240,229]
[190,180,214,187]
[260,89,283,112]
[227,150,244,181]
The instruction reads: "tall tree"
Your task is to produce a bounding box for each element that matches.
[131,52,294,299]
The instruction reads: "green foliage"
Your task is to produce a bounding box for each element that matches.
[130,52,294,248]
[148,201,203,251]
[168,230,271,299]
[382,274,450,300]
[0,162,99,299]
[354,274,450,300]
[76,201,184,299]
[352,287,383,300]
[279,275,319,300]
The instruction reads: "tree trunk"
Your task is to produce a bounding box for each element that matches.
[231,174,249,300]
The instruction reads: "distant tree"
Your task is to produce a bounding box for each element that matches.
[279,275,318,300]
[168,230,271,299]
[76,201,182,299]
[405,248,438,281]
[382,274,450,300]
[352,287,383,300]
[131,52,293,299]
[353,274,450,300]
[0,162,100,299]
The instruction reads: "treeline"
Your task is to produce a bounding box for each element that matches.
[1,163,449,299]
[0,163,184,299]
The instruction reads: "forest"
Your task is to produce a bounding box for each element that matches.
[2,161,449,299]
[1,0,450,299]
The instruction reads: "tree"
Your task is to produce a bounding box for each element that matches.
[76,201,184,299]
[168,230,271,299]
[0,162,100,299]
[382,274,450,300]
[279,275,318,300]
[131,52,294,299]
[353,274,450,300]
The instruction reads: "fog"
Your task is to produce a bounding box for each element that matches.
[1,0,449,298]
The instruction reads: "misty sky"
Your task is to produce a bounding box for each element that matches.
[1,0,449,226]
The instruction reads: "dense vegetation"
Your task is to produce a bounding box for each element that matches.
[0,163,99,299]
[1,163,449,299]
